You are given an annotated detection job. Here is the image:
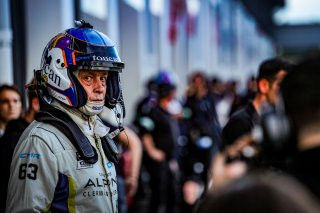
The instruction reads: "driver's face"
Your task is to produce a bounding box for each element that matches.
[77,70,108,102]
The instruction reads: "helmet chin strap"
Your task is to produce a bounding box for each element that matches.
[78,100,105,116]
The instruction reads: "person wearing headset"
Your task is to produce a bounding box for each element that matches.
[6,20,125,213]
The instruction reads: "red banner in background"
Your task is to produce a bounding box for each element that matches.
[168,0,187,45]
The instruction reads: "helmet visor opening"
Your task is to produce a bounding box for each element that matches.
[77,61,124,72]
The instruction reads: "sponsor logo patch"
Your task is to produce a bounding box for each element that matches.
[92,105,104,110]
[19,153,41,159]
[76,152,93,169]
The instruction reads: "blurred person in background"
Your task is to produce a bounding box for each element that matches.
[200,135,320,213]
[227,80,243,117]
[210,76,225,105]
[132,77,158,136]
[210,77,230,128]
[129,76,159,213]
[139,70,181,213]
[0,84,23,137]
[179,71,221,213]
[221,57,293,154]
[0,84,39,211]
[278,54,320,201]
[196,170,320,213]
[1,81,39,151]
[240,75,257,107]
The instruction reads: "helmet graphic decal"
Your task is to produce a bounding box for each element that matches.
[43,48,77,106]
[48,35,74,67]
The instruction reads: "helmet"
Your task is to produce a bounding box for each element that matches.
[154,70,177,98]
[38,20,124,111]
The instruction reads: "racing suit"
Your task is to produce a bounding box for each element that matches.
[6,101,118,213]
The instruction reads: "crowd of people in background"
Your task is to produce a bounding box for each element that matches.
[2,49,320,213]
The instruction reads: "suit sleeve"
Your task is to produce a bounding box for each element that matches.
[6,134,59,213]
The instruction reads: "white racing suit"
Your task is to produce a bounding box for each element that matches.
[6,102,118,213]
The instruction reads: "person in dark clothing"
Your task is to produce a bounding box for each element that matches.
[210,76,225,105]
[179,71,221,212]
[279,55,320,201]
[241,75,257,105]
[221,57,293,149]
[222,102,260,149]
[140,70,180,213]
[132,77,158,136]
[0,87,39,212]
[130,76,161,213]
[227,80,243,117]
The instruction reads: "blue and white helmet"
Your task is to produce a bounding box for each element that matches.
[39,20,124,111]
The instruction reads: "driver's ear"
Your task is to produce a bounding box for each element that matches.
[258,79,269,95]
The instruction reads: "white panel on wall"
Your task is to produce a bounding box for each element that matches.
[0,30,13,84]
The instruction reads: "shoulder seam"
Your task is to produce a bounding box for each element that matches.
[33,126,66,151]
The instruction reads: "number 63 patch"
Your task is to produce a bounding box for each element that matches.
[19,163,38,180]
